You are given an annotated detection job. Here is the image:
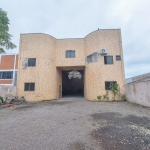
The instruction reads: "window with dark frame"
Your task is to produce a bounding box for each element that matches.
[24,83,35,91]
[104,56,113,64]
[0,71,13,79]
[28,58,36,66]
[66,50,75,58]
[105,81,117,90]
[116,55,121,60]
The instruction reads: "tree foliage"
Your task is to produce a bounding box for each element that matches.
[109,82,120,100]
[0,8,16,53]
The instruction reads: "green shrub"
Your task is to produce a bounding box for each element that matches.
[0,96,3,104]
[121,94,126,101]
[97,95,102,100]
[103,91,109,100]
[109,82,120,101]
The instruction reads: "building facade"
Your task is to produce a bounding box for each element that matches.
[17,29,125,101]
[0,54,18,86]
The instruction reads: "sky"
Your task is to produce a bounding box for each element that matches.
[0,0,150,78]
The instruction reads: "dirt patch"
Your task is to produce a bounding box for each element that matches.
[91,112,150,150]
[0,104,18,109]
[14,105,35,110]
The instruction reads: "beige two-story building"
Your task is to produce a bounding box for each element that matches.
[17,29,125,101]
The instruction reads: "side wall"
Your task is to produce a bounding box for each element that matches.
[17,34,57,101]
[125,81,150,107]
[85,29,125,100]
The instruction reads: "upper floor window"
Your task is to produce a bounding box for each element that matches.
[24,83,35,91]
[28,58,36,66]
[0,71,13,79]
[116,55,121,61]
[104,56,113,64]
[66,50,75,58]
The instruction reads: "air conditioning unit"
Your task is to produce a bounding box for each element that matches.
[22,59,28,70]
[100,49,108,55]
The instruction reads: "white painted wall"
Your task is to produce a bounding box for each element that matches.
[0,85,16,100]
[125,81,150,107]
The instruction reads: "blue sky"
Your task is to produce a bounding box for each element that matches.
[0,0,150,78]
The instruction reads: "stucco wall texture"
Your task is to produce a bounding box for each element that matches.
[17,29,125,101]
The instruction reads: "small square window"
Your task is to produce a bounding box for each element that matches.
[105,81,117,90]
[116,55,121,60]
[24,83,35,91]
[104,56,113,64]
[28,58,36,66]
[66,50,75,58]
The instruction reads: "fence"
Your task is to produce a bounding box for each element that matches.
[0,85,16,100]
[125,80,150,107]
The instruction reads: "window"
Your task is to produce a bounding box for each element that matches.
[104,56,113,64]
[0,71,13,79]
[66,50,75,58]
[116,55,121,60]
[86,52,100,63]
[105,81,117,90]
[24,83,35,91]
[87,55,92,63]
[28,58,36,66]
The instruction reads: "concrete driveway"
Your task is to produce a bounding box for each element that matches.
[0,98,150,150]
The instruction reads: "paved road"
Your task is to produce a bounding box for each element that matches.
[0,98,150,150]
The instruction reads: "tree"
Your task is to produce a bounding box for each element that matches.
[109,82,120,101]
[0,8,16,53]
